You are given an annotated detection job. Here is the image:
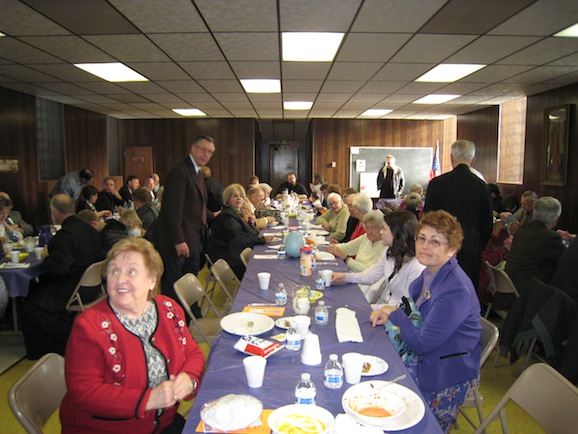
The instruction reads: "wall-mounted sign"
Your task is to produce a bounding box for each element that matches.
[0,158,19,173]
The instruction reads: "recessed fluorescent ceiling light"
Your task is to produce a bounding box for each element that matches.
[282,32,344,61]
[554,23,578,37]
[284,101,313,110]
[74,63,148,82]
[360,109,393,117]
[416,64,486,82]
[241,79,281,93]
[172,108,206,117]
[413,94,461,104]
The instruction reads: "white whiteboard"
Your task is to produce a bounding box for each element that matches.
[359,172,379,198]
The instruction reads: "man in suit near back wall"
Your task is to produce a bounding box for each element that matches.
[149,135,216,317]
[424,139,493,290]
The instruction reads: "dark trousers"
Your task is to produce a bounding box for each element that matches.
[160,237,203,320]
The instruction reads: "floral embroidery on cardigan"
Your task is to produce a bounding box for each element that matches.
[161,299,189,352]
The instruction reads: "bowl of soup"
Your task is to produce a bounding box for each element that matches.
[342,381,406,426]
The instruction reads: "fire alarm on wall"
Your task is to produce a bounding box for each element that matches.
[331,162,336,168]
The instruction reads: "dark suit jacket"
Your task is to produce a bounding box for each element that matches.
[505,219,565,292]
[95,190,123,212]
[151,156,210,254]
[204,176,224,212]
[424,164,493,288]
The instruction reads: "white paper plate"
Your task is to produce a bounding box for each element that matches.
[220,312,274,336]
[315,251,336,261]
[342,381,425,431]
[201,394,263,431]
[268,221,279,227]
[361,355,389,376]
[274,316,294,329]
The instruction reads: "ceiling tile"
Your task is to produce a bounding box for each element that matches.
[126,62,190,80]
[280,0,361,31]
[1,0,71,36]
[155,80,204,93]
[352,0,447,32]
[337,33,412,62]
[18,36,114,62]
[328,62,382,80]
[230,62,281,79]
[109,0,207,33]
[320,80,365,93]
[83,35,172,62]
[446,35,542,64]
[74,81,133,94]
[213,33,279,61]
[496,37,578,66]
[460,64,534,83]
[149,34,225,62]
[389,34,478,63]
[372,63,434,81]
[179,62,236,80]
[0,38,65,64]
[418,0,534,35]
[358,81,408,94]
[196,0,278,32]
[489,0,578,36]
[0,64,61,82]
[503,66,578,84]
[283,80,323,93]
[282,63,331,80]
[196,79,243,93]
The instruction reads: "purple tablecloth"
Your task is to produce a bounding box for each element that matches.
[0,252,45,297]
[184,228,442,433]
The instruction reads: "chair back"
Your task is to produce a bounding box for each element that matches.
[480,317,499,367]
[174,273,222,344]
[474,363,578,434]
[210,259,240,305]
[66,259,107,312]
[484,261,520,318]
[8,353,66,434]
[240,247,253,267]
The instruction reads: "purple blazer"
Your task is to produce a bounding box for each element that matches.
[389,256,481,392]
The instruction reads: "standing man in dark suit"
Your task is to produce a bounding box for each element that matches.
[424,139,493,289]
[150,135,216,315]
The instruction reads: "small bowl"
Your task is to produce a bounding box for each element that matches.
[343,388,406,427]
[268,404,334,434]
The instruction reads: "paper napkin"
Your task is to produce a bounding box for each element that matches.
[335,307,363,343]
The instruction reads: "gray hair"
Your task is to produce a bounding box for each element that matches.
[327,192,342,203]
[351,193,373,214]
[451,139,476,163]
[521,190,539,202]
[405,192,422,208]
[533,196,561,225]
[363,210,385,227]
[259,183,272,195]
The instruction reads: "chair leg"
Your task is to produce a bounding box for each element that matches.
[521,337,537,372]
[492,346,501,368]
[500,408,508,434]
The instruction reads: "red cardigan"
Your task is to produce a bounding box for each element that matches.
[60,295,205,433]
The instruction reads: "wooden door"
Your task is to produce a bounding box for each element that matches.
[269,142,299,192]
[124,146,153,184]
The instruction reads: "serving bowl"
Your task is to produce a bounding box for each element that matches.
[268,404,334,434]
[342,382,406,427]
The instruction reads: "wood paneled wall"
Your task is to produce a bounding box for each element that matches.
[118,118,256,188]
[0,87,39,227]
[457,106,499,184]
[311,119,449,188]
[457,82,578,233]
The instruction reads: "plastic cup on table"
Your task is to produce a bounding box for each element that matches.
[342,352,364,384]
[257,272,271,290]
[301,332,322,365]
[10,251,20,264]
[34,247,43,260]
[293,315,311,337]
[320,269,333,287]
[243,355,267,388]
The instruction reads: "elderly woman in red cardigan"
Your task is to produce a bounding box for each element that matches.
[60,238,205,434]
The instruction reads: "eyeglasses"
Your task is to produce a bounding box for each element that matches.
[415,234,448,248]
[229,193,245,199]
[194,145,215,155]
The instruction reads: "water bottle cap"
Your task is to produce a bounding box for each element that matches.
[301,373,310,380]
[329,354,338,360]
[318,301,325,306]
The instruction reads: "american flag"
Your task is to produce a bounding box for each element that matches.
[430,141,441,180]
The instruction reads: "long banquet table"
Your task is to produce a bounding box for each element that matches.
[184,226,443,433]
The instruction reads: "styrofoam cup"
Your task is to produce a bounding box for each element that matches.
[342,352,364,384]
[320,269,333,287]
[257,272,271,290]
[243,355,267,388]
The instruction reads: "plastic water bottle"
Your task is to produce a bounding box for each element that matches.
[295,373,316,405]
[275,283,287,306]
[277,244,286,259]
[314,301,328,325]
[285,320,301,351]
[324,354,344,389]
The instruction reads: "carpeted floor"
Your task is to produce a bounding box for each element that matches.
[0,265,546,433]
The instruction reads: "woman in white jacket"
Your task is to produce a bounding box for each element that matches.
[333,211,425,305]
